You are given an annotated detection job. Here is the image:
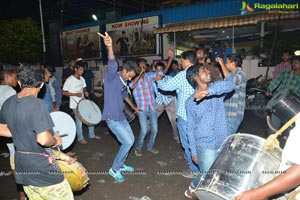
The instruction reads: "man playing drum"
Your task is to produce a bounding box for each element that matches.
[62,61,100,144]
[98,32,139,182]
[236,113,300,200]
[0,65,73,199]
[266,55,300,146]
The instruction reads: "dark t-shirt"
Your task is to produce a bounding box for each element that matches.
[0,95,64,186]
[83,69,94,92]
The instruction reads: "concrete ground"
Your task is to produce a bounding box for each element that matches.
[0,97,269,200]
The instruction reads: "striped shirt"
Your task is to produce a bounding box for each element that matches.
[272,62,291,79]
[153,75,175,106]
[268,70,300,97]
[157,69,194,121]
[129,72,156,111]
[224,68,247,125]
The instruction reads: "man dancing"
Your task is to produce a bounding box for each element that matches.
[98,32,139,182]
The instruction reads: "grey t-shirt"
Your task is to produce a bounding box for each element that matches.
[0,95,64,186]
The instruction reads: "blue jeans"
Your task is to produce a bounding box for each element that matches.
[136,109,158,150]
[72,109,95,141]
[177,117,199,172]
[106,119,135,171]
[227,117,242,134]
[191,147,218,188]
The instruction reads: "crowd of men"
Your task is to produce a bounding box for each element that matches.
[0,32,300,199]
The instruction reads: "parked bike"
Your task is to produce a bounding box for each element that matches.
[246,75,270,119]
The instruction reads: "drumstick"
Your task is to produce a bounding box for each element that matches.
[60,134,69,137]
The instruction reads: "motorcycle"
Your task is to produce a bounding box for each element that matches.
[246,75,270,119]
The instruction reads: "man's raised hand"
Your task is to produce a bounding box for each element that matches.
[97,32,112,47]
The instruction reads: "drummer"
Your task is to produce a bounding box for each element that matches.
[266,55,300,145]
[236,113,300,200]
[98,32,139,182]
[62,61,101,144]
[0,64,73,199]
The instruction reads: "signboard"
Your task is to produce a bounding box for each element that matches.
[62,26,100,60]
[106,16,159,57]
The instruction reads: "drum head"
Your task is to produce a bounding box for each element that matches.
[77,99,102,125]
[266,89,288,109]
[50,111,76,150]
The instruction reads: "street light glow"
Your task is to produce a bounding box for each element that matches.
[92,14,98,21]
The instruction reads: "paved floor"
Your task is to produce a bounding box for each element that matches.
[0,99,269,200]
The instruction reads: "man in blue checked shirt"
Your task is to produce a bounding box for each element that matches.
[158,49,199,178]
[217,54,247,134]
[184,64,235,199]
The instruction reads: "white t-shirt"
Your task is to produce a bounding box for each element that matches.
[63,75,86,109]
[279,113,300,170]
[0,85,16,110]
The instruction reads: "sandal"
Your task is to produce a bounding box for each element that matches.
[93,135,101,139]
[184,186,196,199]
[79,139,87,144]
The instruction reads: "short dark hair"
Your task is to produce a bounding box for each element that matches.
[136,58,147,66]
[121,61,140,74]
[75,61,85,69]
[227,54,242,67]
[186,63,202,89]
[181,50,198,65]
[0,64,17,83]
[17,65,44,88]
[171,60,178,66]
[44,65,56,73]
[154,62,165,69]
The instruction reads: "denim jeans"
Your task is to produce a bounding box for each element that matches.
[136,109,158,150]
[227,117,242,134]
[157,100,179,139]
[177,117,199,172]
[72,109,95,141]
[191,147,218,188]
[106,119,135,171]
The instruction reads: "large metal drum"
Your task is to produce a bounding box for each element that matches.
[195,133,283,200]
[267,89,300,124]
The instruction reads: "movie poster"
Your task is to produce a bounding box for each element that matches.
[106,16,159,57]
[62,26,100,60]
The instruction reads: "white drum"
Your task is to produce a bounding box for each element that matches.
[77,99,102,125]
[50,111,76,150]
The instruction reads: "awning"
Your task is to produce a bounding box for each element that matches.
[154,12,300,34]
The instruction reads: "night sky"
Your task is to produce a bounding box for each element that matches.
[1,0,40,22]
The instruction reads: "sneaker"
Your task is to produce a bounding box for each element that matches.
[147,148,159,155]
[184,186,196,199]
[120,164,134,172]
[108,168,125,182]
[134,149,142,157]
[181,169,200,178]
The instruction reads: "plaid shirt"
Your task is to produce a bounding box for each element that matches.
[153,75,175,106]
[268,70,300,97]
[224,68,247,123]
[272,62,291,79]
[129,72,156,111]
[158,69,194,121]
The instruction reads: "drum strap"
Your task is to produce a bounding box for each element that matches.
[119,75,131,96]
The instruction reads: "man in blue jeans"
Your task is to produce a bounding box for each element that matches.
[158,49,199,178]
[99,32,139,182]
